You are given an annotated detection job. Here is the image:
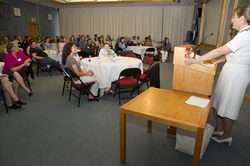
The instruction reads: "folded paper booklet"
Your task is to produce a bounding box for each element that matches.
[185,96,210,108]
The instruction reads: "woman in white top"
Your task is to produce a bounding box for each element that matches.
[184,4,250,146]
[98,43,116,57]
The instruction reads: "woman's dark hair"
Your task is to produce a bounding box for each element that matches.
[45,37,50,42]
[87,38,92,44]
[62,42,75,65]
[98,37,103,44]
[120,37,124,42]
[234,4,250,25]
[164,38,169,46]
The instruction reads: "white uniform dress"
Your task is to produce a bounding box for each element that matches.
[211,25,250,120]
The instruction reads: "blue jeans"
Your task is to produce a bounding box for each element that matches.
[37,57,58,69]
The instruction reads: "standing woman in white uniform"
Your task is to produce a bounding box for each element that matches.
[184,4,250,145]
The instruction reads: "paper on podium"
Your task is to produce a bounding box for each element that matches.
[185,96,210,108]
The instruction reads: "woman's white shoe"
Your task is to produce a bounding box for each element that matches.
[212,136,233,145]
[212,131,224,136]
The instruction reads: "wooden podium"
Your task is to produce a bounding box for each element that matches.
[172,44,217,96]
[167,44,217,138]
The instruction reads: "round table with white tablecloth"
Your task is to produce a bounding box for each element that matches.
[80,56,143,96]
[44,50,57,60]
[126,46,157,60]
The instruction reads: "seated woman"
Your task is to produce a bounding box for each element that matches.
[62,42,115,101]
[144,37,152,46]
[93,36,99,45]
[69,35,76,43]
[2,42,33,97]
[161,38,171,62]
[98,36,104,50]
[30,40,59,69]
[84,39,96,57]
[118,37,133,55]
[105,36,113,49]
[0,36,9,53]
[44,37,53,50]
[99,43,117,57]
[0,74,27,108]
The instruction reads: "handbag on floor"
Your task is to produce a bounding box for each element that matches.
[175,123,214,159]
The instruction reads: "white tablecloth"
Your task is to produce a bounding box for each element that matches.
[126,46,157,60]
[44,50,57,60]
[0,62,4,74]
[80,56,143,96]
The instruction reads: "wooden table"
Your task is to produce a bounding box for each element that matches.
[120,87,212,166]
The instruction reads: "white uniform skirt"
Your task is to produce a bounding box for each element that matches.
[211,62,250,120]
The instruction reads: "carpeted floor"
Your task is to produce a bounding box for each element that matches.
[0,53,250,166]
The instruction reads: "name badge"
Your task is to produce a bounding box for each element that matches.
[87,46,89,48]
[18,58,22,62]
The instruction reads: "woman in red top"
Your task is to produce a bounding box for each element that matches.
[2,42,33,97]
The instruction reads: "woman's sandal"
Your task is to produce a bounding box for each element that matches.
[104,89,115,95]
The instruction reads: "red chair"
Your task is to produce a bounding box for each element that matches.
[144,47,155,58]
[142,57,154,74]
[65,67,98,107]
[125,54,136,58]
[0,79,8,113]
[113,68,141,105]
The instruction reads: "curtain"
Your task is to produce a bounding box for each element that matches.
[59,6,194,48]
[162,6,194,50]
[59,6,162,41]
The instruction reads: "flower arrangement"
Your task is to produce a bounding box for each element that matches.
[107,49,115,60]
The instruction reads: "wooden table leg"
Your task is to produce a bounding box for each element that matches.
[192,127,204,166]
[120,110,126,164]
[147,120,152,133]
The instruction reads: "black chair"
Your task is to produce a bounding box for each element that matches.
[57,62,72,96]
[65,67,98,107]
[144,47,155,58]
[21,66,32,91]
[136,63,160,91]
[31,59,52,77]
[0,79,8,113]
[113,68,141,105]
